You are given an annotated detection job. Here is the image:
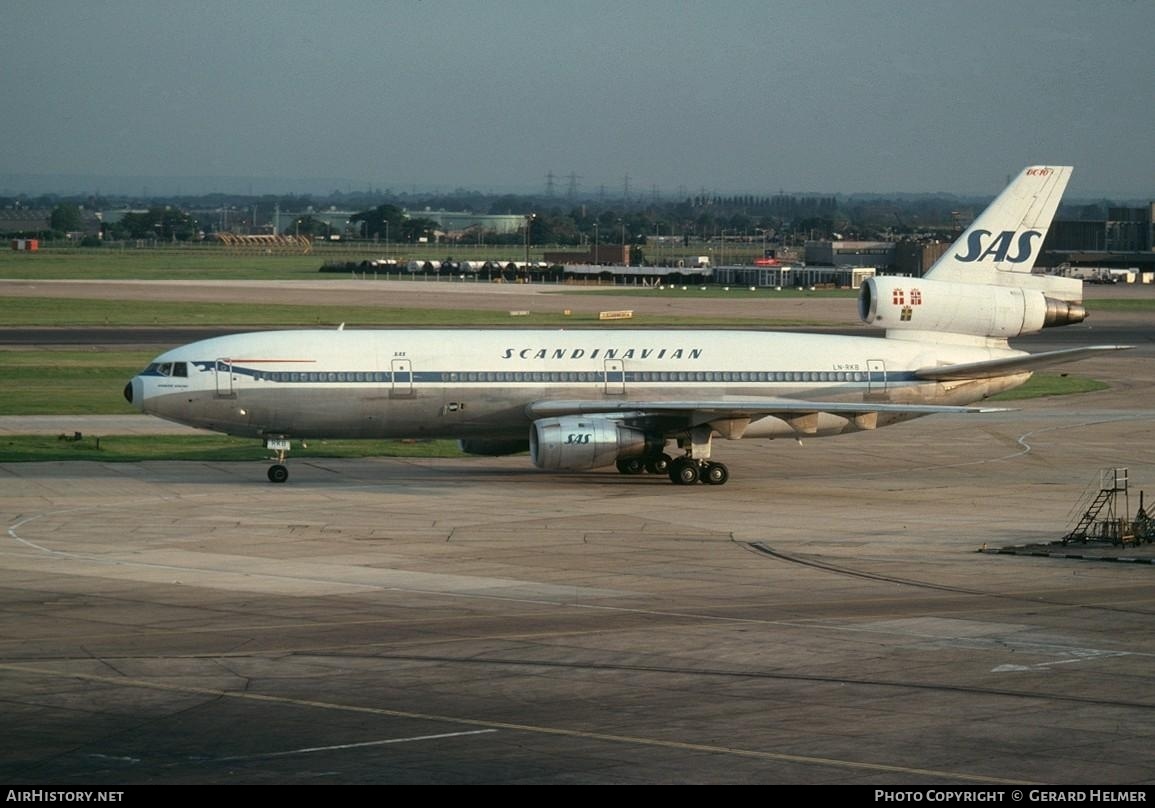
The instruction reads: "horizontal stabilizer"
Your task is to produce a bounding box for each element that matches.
[914,345,1132,381]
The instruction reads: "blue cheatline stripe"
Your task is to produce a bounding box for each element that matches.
[181,361,911,385]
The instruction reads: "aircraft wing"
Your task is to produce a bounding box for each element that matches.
[526,398,1009,437]
[914,345,1132,381]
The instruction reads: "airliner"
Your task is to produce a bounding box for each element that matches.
[125,166,1127,485]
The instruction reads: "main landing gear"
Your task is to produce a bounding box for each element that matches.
[615,452,673,477]
[667,425,730,486]
[617,454,729,485]
[265,436,291,483]
[667,457,729,486]
[614,428,732,487]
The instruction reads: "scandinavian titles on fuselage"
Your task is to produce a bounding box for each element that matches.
[501,346,704,361]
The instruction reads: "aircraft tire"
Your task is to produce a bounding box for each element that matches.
[703,462,729,486]
[616,457,646,475]
[268,464,289,484]
[669,458,700,486]
[645,453,672,475]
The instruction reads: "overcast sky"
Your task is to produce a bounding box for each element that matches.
[2,0,1152,199]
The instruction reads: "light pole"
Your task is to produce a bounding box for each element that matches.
[592,223,599,264]
[524,213,536,266]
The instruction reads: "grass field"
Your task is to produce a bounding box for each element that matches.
[987,373,1109,400]
[1,296,791,328]
[0,339,1111,418]
[557,285,858,299]
[1083,297,1155,312]
[0,248,1126,440]
[0,350,151,414]
[0,243,775,280]
[0,372,1107,463]
[1,296,600,327]
[1,333,1113,422]
[0,247,323,280]
[0,435,466,462]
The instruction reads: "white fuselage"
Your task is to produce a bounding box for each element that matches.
[122,166,1096,485]
[128,328,1028,442]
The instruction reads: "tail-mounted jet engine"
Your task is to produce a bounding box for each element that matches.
[859,276,1085,338]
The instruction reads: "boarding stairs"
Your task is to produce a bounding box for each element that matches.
[1062,468,1131,544]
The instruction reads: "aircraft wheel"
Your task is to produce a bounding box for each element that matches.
[616,457,646,475]
[703,461,729,486]
[668,458,700,486]
[268,464,289,484]
[645,453,672,475]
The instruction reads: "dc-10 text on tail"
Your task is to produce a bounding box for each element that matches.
[125,166,1128,485]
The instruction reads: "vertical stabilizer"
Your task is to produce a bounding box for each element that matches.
[925,166,1072,285]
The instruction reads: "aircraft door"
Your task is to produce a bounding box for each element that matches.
[867,359,887,393]
[604,359,625,395]
[215,358,236,398]
[391,358,414,397]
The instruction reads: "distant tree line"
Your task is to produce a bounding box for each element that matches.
[109,207,198,241]
[3,185,1137,246]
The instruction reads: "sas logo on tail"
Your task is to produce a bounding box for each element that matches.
[954,229,1043,263]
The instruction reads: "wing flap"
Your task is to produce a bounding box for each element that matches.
[526,398,1009,423]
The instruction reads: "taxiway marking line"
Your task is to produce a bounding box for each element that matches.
[0,661,1035,785]
[213,730,498,761]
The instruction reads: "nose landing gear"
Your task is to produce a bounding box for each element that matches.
[265,437,292,483]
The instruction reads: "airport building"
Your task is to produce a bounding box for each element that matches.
[411,210,525,236]
[267,208,525,239]
[543,245,631,266]
[1041,203,1155,275]
[714,264,875,289]
[804,239,951,277]
[893,240,951,276]
[804,240,895,268]
[0,208,51,235]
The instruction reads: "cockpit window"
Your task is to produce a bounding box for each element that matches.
[149,362,188,378]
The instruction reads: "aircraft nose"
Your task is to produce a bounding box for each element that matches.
[124,377,143,411]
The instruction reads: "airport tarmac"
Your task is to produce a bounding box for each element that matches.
[3,377,1155,784]
[2,279,1153,784]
